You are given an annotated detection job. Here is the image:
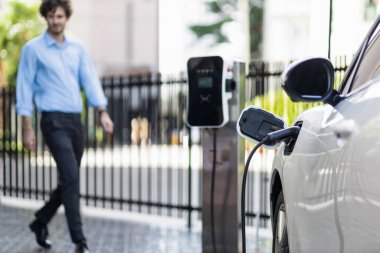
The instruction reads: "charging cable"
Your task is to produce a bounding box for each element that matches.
[211,129,217,253]
[241,137,268,253]
[241,126,300,253]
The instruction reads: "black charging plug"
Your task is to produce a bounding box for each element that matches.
[266,126,300,145]
[238,107,285,147]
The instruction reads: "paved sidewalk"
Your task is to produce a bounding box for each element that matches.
[0,198,271,253]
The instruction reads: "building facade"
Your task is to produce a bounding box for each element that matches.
[69,0,159,75]
[262,0,380,61]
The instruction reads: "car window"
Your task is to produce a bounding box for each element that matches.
[343,22,380,94]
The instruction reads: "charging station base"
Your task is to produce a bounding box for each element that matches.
[202,123,241,253]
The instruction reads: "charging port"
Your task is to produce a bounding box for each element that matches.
[284,121,302,155]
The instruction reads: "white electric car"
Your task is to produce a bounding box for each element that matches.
[270,16,380,252]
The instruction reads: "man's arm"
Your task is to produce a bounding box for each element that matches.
[22,116,36,150]
[78,47,114,134]
[97,107,114,134]
[17,45,38,151]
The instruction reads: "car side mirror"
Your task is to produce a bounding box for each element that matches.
[237,106,286,149]
[281,57,337,104]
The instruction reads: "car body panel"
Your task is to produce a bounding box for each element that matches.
[334,77,380,252]
[274,77,380,252]
[280,105,341,252]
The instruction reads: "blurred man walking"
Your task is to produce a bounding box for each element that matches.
[16,1,114,252]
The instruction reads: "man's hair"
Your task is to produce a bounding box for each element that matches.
[39,0,73,18]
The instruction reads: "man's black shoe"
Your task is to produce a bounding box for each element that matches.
[29,220,52,249]
[75,241,90,253]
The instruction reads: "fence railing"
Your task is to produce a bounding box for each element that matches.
[0,57,350,229]
[0,74,204,227]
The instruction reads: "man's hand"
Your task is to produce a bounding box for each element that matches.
[22,117,36,151]
[99,111,114,134]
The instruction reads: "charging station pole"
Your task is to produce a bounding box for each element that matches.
[201,61,245,253]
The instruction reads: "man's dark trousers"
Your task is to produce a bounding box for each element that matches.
[35,112,86,243]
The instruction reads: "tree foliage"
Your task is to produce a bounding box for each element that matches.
[190,16,234,43]
[189,0,263,58]
[0,0,43,87]
[189,0,237,44]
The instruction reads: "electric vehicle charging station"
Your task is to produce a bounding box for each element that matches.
[187,56,245,253]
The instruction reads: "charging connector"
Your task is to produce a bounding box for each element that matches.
[266,126,300,145]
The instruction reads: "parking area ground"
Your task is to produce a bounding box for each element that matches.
[0,197,272,253]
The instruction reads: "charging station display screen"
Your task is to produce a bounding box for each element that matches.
[198,77,213,88]
[187,56,224,127]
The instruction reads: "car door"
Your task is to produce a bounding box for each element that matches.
[332,18,380,252]
[334,79,380,253]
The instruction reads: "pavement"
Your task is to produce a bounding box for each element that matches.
[0,197,272,253]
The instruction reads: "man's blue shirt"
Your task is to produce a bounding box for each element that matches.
[16,31,107,116]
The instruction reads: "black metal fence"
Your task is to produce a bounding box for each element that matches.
[0,73,204,227]
[0,58,350,229]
